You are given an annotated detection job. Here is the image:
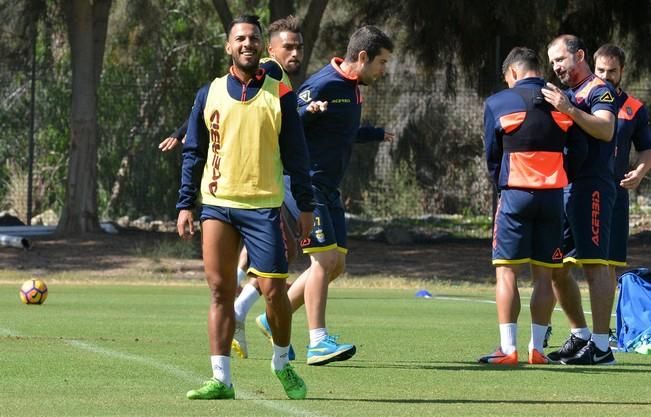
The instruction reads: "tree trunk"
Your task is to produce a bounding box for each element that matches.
[57,0,111,235]
[270,0,294,22]
[211,0,232,32]
[296,0,329,86]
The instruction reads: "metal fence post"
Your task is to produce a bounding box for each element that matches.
[27,9,37,225]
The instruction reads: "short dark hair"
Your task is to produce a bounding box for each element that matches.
[594,44,626,68]
[268,15,301,38]
[228,15,263,38]
[548,34,588,56]
[501,47,541,75]
[344,26,393,62]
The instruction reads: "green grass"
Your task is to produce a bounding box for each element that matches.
[1,282,650,417]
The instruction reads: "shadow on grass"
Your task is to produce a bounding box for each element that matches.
[332,359,651,374]
[306,397,651,406]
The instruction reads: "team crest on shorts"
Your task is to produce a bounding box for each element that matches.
[552,248,563,260]
[626,106,633,116]
[315,228,326,243]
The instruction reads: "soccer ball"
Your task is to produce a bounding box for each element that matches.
[19,279,48,305]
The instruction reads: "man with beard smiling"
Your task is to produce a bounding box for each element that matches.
[592,44,651,287]
[542,34,618,365]
[159,16,306,150]
[176,15,315,400]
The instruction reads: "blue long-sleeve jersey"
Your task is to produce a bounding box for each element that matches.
[176,67,315,212]
[296,58,385,191]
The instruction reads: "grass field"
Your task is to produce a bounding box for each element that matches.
[1,280,650,417]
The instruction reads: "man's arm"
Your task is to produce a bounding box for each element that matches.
[542,83,615,141]
[356,125,395,143]
[278,88,315,238]
[297,81,326,124]
[483,103,501,185]
[621,149,651,189]
[159,119,189,152]
[176,84,210,211]
[621,105,651,189]
[261,58,285,82]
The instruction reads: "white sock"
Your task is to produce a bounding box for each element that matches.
[236,268,247,288]
[210,355,231,386]
[234,283,260,322]
[272,344,290,371]
[571,327,591,341]
[499,323,517,354]
[529,323,548,352]
[309,328,328,347]
[591,333,610,351]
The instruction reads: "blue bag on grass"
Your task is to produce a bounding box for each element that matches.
[616,268,651,353]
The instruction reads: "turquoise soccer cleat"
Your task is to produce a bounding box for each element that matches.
[306,335,356,366]
[255,313,296,360]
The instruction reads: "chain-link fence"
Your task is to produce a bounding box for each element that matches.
[2,56,651,238]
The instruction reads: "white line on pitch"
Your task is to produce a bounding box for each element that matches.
[65,339,327,417]
[434,295,617,317]
[0,326,19,336]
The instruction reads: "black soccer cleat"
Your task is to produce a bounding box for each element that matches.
[547,334,588,362]
[543,326,552,348]
[561,341,616,365]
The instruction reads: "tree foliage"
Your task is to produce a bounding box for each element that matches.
[336,0,651,94]
[2,0,651,227]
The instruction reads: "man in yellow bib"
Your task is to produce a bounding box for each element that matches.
[176,15,315,400]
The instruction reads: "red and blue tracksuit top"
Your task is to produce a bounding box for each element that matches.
[484,77,586,190]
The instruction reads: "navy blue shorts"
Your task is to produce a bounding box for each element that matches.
[608,186,629,266]
[283,176,347,254]
[562,178,616,265]
[200,205,288,278]
[492,188,564,267]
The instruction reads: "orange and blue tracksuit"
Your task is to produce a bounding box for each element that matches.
[484,77,582,266]
[561,74,618,265]
[609,89,651,265]
[176,67,314,278]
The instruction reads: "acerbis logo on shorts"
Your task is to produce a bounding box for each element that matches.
[591,191,600,246]
[552,248,563,260]
[300,238,311,247]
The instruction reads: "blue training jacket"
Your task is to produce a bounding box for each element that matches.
[296,58,385,191]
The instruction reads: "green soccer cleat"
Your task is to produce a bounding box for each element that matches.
[186,378,235,400]
[273,363,307,400]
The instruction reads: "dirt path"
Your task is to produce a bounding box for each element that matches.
[1,230,649,283]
